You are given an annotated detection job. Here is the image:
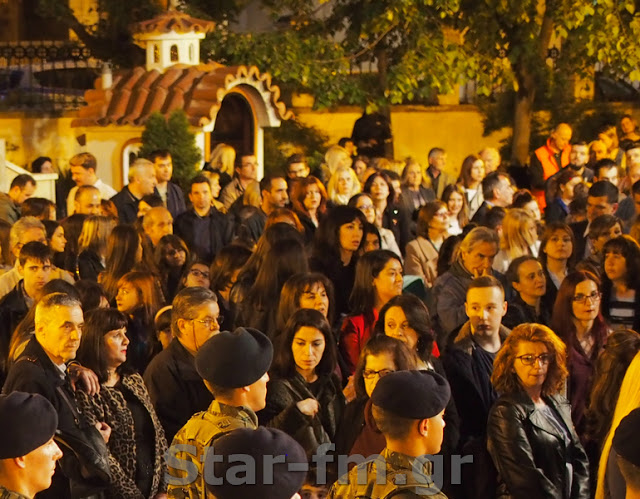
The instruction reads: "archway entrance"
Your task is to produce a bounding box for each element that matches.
[210,93,255,160]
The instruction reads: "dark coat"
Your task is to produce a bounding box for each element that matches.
[544,198,569,224]
[77,250,104,282]
[570,220,589,261]
[143,338,213,443]
[173,208,233,264]
[110,186,139,225]
[334,397,368,456]
[3,338,92,499]
[163,181,186,218]
[487,390,590,499]
[380,203,411,255]
[470,201,492,225]
[259,372,345,457]
[503,294,551,329]
[75,373,168,498]
[0,282,29,377]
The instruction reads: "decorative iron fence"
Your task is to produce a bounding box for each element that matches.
[0,40,100,112]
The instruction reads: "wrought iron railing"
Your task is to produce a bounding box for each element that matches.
[0,40,100,112]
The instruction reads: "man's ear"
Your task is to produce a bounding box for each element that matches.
[501,301,508,318]
[418,418,429,437]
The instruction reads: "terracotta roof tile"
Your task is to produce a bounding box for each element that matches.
[132,11,215,36]
[72,63,293,128]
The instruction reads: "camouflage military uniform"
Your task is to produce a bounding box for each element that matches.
[328,448,448,499]
[0,486,29,499]
[166,400,258,499]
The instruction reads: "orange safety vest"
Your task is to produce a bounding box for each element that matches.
[533,139,571,209]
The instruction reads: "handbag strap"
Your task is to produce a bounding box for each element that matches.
[56,385,82,426]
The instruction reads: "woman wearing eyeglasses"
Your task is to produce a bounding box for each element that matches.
[551,270,610,437]
[487,323,590,499]
[334,335,417,459]
[75,308,168,499]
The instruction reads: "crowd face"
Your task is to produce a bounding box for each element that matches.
[116,283,141,315]
[372,259,403,305]
[209,175,222,198]
[21,258,53,298]
[590,140,608,162]
[424,410,446,455]
[239,156,258,181]
[49,226,67,253]
[621,116,637,135]
[287,162,310,179]
[461,241,498,277]
[337,170,353,196]
[513,260,546,301]
[543,230,573,261]
[267,178,290,209]
[145,209,173,246]
[245,371,269,412]
[465,286,506,339]
[353,159,367,179]
[571,279,601,323]
[355,196,376,224]
[189,181,213,213]
[495,176,514,206]
[560,176,582,201]
[298,283,329,318]
[363,233,381,253]
[185,264,211,289]
[598,166,619,186]
[429,207,450,233]
[524,200,542,222]
[303,184,322,212]
[513,341,550,394]
[551,125,572,151]
[71,166,94,187]
[570,144,589,167]
[135,166,158,196]
[526,220,539,244]
[626,147,640,170]
[429,151,447,172]
[604,250,627,282]
[404,163,422,189]
[363,352,395,398]
[338,219,364,253]
[178,301,221,353]
[480,149,500,173]
[594,223,622,254]
[164,245,186,267]
[154,156,173,183]
[470,159,485,183]
[23,437,63,494]
[369,176,390,202]
[383,306,419,352]
[292,326,326,375]
[446,191,464,216]
[37,305,83,365]
[587,195,615,223]
[75,190,101,215]
[103,327,129,369]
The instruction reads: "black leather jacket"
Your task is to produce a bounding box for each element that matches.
[487,390,590,499]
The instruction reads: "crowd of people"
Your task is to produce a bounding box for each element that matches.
[0,118,640,498]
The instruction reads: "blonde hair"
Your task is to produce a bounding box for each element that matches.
[324,145,352,175]
[596,352,640,499]
[210,143,236,176]
[243,181,262,208]
[327,166,361,205]
[500,208,537,260]
[78,216,117,255]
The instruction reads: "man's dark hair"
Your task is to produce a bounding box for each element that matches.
[189,174,211,192]
[31,157,52,173]
[148,149,171,163]
[632,179,640,197]
[10,174,36,191]
[483,207,506,231]
[260,174,285,193]
[141,194,164,208]
[594,158,618,178]
[371,405,416,440]
[338,137,353,148]
[588,180,619,205]
[171,287,217,338]
[286,153,306,168]
[482,171,503,201]
[428,147,444,160]
[18,241,52,267]
[571,140,588,148]
[506,255,540,285]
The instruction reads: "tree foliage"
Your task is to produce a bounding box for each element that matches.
[139,110,202,190]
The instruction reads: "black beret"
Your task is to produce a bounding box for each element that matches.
[371,370,451,420]
[196,327,273,388]
[206,427,307,499]
[0,392,58,459]
[612,407,640,467]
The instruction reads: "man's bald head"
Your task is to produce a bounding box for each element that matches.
[551,123,573,151]
[74,185,101,215]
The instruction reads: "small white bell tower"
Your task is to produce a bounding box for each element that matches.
[132,10,215,73]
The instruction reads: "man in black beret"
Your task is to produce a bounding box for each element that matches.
[0,392,62,498]
[205,427,307,499]
[612,408,640,498]
[167,326,273,499]
[328,370,450,499]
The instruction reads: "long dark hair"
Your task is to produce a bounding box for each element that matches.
[276,273,335,334]
[101,225,141,299]
[349,249,402,315]
[76,308,129,383]
[209,244,253,295]
[271,309,337,379]
[311,205,366,268]
[372,294,434,364]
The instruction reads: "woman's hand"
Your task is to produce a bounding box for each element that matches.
[342,375,356,403]
[95,422,111,443]
[68,363,101,395]
[296,398,319,417]
[152,494,168,499]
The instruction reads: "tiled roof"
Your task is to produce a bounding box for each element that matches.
[71,63,293,128]
[132,10,215,35]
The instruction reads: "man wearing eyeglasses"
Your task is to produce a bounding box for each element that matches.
[442,276,509,499]
[144,287,221,443]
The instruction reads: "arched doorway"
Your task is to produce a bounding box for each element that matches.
[210,93,255,161]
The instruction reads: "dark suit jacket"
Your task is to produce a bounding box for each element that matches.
[158,182,186,218]
[570,220,589,260]
[110,186,139,225]
[173,208,233,263]
[471,201,491,225]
